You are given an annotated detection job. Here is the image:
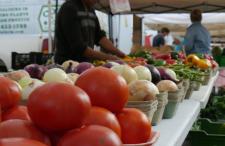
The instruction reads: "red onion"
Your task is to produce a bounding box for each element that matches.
[74,62,94,74]
[24,64,47,80]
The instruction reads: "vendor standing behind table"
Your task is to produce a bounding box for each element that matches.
[54,0,125,64]
[184,9,211,55]
[152,27,170,47]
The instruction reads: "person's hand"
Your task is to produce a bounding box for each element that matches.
[116,50,126,58]
[106,54,120,61]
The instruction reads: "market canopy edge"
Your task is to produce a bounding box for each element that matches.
[95,0,225,14]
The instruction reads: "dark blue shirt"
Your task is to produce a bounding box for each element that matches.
[184,22,211,55]
[153,34,165,47]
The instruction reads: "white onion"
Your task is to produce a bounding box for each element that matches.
[13,81,22,92]
[67,73,79,83]
[134,65,152,81]
[157,80,178,92]
[4,70,30,81]
[22,79,45,100]
[128,80,159,101]
[107,61,120,67]
[62,60,79,70]
[43,68,69,83]
[111,65,138,84]
[18,76,33,89]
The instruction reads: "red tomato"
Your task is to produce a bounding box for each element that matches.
[0,138,48,146]
[57,125,122,146]
[117,108,151,144]
[2,106,31,121]
[0,119,51,145]
[76,67,129,113]
[83,106,121,137]
[0,77,21,110]
[27,83,91,133]
[48,132,65,146]
[0,105,2,122]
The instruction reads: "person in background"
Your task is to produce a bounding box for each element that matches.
[184,9,211,55]
[54,0,125,64]
[173,36,184,52]
[152,27,170,47]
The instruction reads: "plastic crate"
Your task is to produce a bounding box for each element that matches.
[188,118,225,146]
[213,55,221,64]
[11,52,54,69]
[41,53,54,64]
[11,52,30,69]
[30,52,54,65]
[220,56,225,67]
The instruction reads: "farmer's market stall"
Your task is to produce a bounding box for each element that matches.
[152,72,218,146]
[153,100,200,146]
[190,72,219,108]
[0,50,219,146]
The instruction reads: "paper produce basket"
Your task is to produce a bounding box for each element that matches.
[168,87,184,102]
[202,71,212,85]
[152,92,168,125]
[180,79,190,102]
[126,100,158,122]
[123,131,160,146]
[192,81,201,91]
[156,91,168,102]
[185,81,195,99]
[163,96,180,119]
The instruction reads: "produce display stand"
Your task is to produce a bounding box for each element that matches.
[153,100,200,146]
[190,72,219,109]
[152,73,218,146]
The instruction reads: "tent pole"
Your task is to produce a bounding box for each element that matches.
[55,0,59,15]
[108,13,114,43]
[48,0,52,53]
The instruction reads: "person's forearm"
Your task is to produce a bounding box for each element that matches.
[83,47,118,60]
[84,47,108,60]
[99,37,126,58]
[99,37,118,53]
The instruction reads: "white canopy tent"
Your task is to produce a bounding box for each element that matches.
[141,13,225,38]
[95,0,225,14]
[94,0,225,44]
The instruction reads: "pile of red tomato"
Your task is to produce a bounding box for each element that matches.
[0,67,152,146]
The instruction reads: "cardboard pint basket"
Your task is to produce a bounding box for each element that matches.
[163,88,184,119]
[123,131,160,146]
[180,79,190,102]
[152,92,168,125]
[126,100,158,122]
[202,72,212,85]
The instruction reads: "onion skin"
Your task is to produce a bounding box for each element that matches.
[157,80,178,92]
[74,62,94,74]
[24,64,47,80]
[46,64,64,70]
